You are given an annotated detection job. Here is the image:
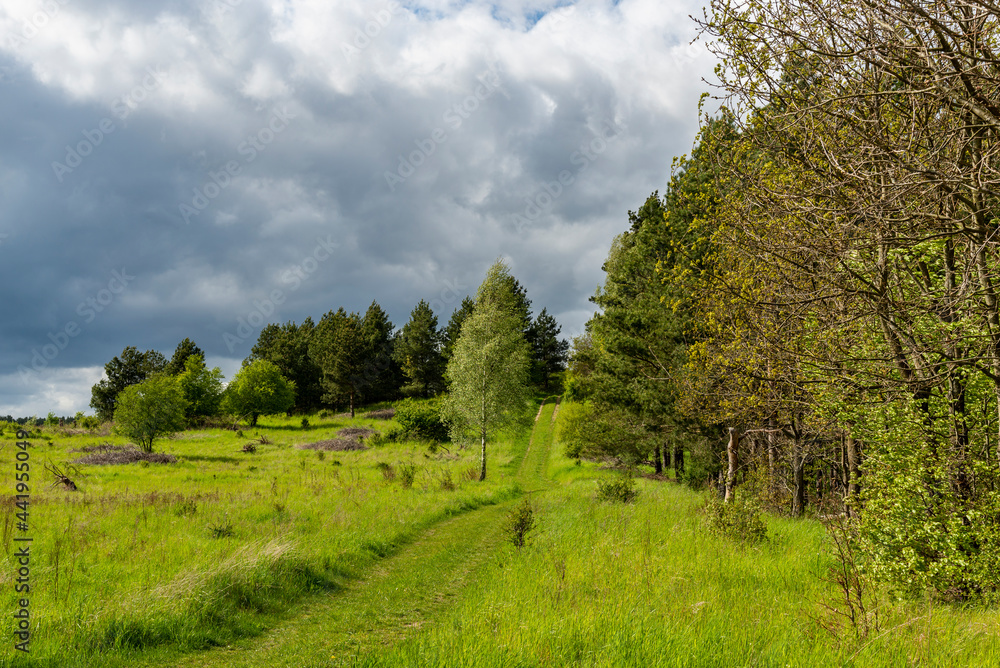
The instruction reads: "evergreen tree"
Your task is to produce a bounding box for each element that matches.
[360,301,403,403]
[166,338,204,376]
[526,308,569,390]
[442,296,475,363]
[309,308,367,417]
[394,300,445,397]
[248,319,323,412]
[90,346,168,422]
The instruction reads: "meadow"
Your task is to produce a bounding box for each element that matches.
[1,400,999,666]
[0,408,524,667]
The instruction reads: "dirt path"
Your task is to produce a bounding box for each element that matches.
[144,401,557,667]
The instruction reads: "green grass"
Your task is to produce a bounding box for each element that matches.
[3,400,1000,667]
[0,409,522,667]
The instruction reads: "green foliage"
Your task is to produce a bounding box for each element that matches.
[705,496,768,544]
[398,463,418,488]
[90,346,168,422]
[112,374,188,453]
[680,433,726,489]
[394,398,449,441]
[503,499,536,548]
[248,319,324,413]
[595,472,639,503]
[367,428,402,447]
[166,338,204,376]
[176,355,224,420]
[442,259,534,480]
[441,296,475,363]
[438,469,456,491]
[526,307,569,390]
[221,359,296,428]
[309,303,400,415]
[360,301,405,403]
[75,411,101,429]
[394,299,445,397]
[557,400,658,464]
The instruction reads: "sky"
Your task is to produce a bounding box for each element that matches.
[0,0,716,417]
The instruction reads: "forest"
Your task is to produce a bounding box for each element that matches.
[560,0,1000,607]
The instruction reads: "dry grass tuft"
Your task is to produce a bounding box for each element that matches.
[364,408,396,420]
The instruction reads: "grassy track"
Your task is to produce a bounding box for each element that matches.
[134,400,559,667]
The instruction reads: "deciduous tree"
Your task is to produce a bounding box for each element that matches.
[90,347,168,422]
[221,359,295,427]
[113,374,187,452]
[442,260,533,480]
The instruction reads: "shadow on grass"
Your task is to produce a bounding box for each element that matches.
[181,455,242,464]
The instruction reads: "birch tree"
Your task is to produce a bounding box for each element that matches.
[442,260,532,481]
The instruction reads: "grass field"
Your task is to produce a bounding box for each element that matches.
[2,400,1000,667]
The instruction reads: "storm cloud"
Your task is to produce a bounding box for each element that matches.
[0,0,715,416]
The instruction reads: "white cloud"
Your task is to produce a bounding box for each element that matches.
[0,0,717,416]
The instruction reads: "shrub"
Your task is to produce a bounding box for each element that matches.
[301,418,310,429]
[394,399,449,441]
[503,500,536,548]
[208,520,235,539]
[705,496,768,544]
[376,462,396,481]
[596,473,639,503]
[398,463,418,488]
[439,469,456,491]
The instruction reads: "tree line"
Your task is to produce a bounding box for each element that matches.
[562,0,1000,602]
[86,274,567,428]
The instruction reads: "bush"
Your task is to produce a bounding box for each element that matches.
[398,463,418,488]
[394,399,449,441]
[503,500,536,548]
[681,432,726,489]
[596,473,639,503]
[705,496,768,543]
[376,462,396,481]
[439,469,456,491]
[366,427,403,447]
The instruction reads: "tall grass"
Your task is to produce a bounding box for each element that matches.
[352,428,1000,667]
[0,409,520,667]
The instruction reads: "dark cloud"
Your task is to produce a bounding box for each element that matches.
[0,0,715,415]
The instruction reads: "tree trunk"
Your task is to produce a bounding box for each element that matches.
[654,442,663,474]
[674,445,684,475]
[350,391,355,418]
[479,428,487,481]
[792,432,806,517]
[724,427,739,503]
[846,431,861,517]
[767,415,777,492]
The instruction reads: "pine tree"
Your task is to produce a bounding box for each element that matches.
[394,300,445,397]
